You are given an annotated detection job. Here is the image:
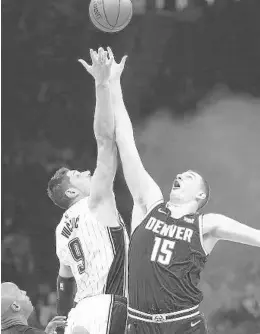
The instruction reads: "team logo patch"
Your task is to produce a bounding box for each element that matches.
[158,208,167,215]
[183,216,194,224]
[152,314,166,323]
[191,320,201,327]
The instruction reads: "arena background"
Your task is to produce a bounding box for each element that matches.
[2,0,260,333]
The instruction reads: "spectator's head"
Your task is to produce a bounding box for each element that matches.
[47,168,92,209]
[47,292,57,307]
[169,170,210,211]
[1,282,33,327]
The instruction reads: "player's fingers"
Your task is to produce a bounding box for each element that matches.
[98,47,104,62]
[120,55,128,68]
[102,51,108,64]
[51,320,67,327]
[51,316,67,320]
[93,50,99,63]
[101,50,107,64]
[107,55,113,67]
[90,49,98,64]
[78,59,92,73]
[98,47,104,55]
[89,49,95,62]
[107,47,114,61]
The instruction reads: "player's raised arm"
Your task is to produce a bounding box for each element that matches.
[107,47,163,214]
[79,48,117,209]
[204,213,260,247]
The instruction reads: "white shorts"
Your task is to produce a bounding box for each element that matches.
[65,294,127,334]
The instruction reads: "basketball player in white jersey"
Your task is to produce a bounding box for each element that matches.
[47,48,128,334]
[104,47,260,333]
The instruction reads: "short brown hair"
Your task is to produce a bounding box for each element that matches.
[47,167,71,209]
[188,170,210,209]
[198,177,210,209]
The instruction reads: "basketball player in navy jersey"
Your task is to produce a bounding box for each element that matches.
[47,48,128,334]
[105,47,260,334]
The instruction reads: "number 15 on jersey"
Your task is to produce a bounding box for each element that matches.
[151,237,175,265]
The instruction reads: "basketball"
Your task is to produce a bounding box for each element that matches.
[89,0,133,33]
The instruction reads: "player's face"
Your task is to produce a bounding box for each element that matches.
[17,288,31,304]
[17,287,33,316]
[67,170,92,196]
[170,170,203,204]
[4,283,33,315]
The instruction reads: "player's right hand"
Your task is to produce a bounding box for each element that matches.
[78,47,113,86]
[107,47,127,82]
[45,316,67,334]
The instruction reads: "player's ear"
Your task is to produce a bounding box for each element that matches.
[196,191,206,200]
[65,188,79,199]
[11,301,21,312]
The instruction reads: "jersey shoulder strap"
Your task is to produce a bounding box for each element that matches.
[56,217,70,265]
[193,213,208,256]
[143,200,166,222]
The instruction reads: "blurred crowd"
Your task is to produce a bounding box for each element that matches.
[2,0,260,333]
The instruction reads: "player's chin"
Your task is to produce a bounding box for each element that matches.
[84,188,90,197]
[170,188,181,197]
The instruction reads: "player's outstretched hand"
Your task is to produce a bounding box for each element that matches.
[107,47,127,82]
[45,316,67,334]
[78,47,113,86]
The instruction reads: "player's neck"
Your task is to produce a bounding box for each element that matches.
[1,314,28,329]
[69,195,88,208]
[166,201,197,218]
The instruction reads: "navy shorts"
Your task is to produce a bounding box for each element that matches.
[109,295,128,334]
[127,312,208,334]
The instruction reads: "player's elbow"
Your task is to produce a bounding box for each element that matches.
[95,133,114,146]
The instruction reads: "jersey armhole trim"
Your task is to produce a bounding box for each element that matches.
[145,199,165,220]
[131,199,164,236]
[199,214,209,256]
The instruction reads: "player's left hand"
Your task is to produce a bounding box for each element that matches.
[45,316,67,334]
[78,47,113,86]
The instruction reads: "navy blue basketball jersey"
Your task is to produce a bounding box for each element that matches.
[105,215,128,296]
[128,202,208,313]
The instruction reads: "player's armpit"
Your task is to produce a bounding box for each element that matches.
[131,202,147,234]
[204,213,260,247]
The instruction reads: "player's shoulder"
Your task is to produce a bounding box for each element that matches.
[58,198,88,230]
[202,213,226,234]
[56,215,66,236]
[55,209,75,235]
[142,199,165,220]
[151,200,176,218]
[69,197,89,216]
[150,199,166,213]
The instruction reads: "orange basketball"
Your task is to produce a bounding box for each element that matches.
[89,0,133,33]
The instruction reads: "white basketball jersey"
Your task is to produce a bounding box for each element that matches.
[56,197,128,303]
[65,295,114,334]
